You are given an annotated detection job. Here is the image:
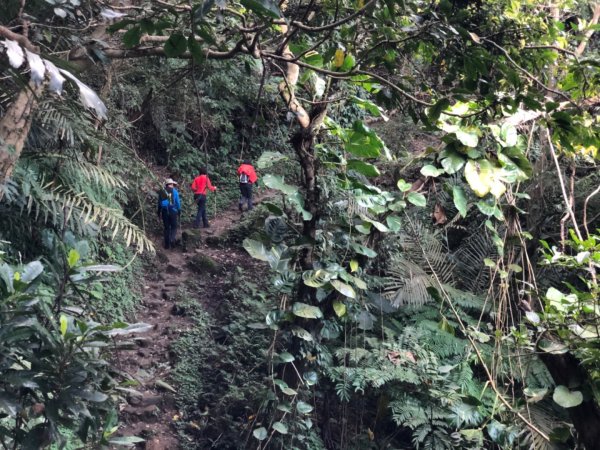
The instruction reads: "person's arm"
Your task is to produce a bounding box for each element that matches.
[207,176,216,191]
[191,177,197,193]
[174,190,181,211]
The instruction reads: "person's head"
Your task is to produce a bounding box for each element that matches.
[199,167,207,175]
[164,178,177,190]
[243,159,250,165]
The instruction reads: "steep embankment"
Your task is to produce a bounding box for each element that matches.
[112,193,271,449]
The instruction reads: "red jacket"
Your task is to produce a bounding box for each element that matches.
[237,164,258,183]
[191,174,216,195]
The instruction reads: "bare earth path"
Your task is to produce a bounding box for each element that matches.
[113,191,272,449]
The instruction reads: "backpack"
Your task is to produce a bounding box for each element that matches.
[159,189,173,209]
[239,172,250,184]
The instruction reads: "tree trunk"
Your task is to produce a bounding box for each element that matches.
[0,84,40,183]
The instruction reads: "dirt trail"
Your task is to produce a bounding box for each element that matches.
[113,191,271,449]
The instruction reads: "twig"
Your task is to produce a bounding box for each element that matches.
[546,128,583,241]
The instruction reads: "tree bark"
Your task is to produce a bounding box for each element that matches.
[0,84,41,183]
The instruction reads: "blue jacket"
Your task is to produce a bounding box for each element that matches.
[158,187,181,214]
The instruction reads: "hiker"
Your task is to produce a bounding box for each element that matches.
[157,178,181,249]
[237,159,258,212]
[190,167,217,228]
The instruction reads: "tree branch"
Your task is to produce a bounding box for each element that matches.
[0,25,39,52]
[576,3,600,56]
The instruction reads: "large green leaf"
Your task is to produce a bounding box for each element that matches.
[347,160,380,177]
[464,159,493,197]
[272,421,288,434]
[253,427,267,441]
[243,238,269,261]
[344,122,383,158]
[292,302,323,319]
[330,279,356,299]
[122,27,142,49]
[164,33,188,57]
[296,401,314,414]
[302,269,333,287]
[262,174,298,195]
[553,385,583,408]
[240,0,282,18]
[257,151,287,169]
[453,185,468,217]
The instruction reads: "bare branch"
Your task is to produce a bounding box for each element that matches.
[576,3,600,56]
[0,25,39,52]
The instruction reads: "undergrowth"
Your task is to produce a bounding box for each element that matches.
[172,266,274,449]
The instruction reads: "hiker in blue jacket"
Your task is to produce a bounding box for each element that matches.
[157,178,181,249]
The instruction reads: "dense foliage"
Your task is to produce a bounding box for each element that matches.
[1,0,600,448]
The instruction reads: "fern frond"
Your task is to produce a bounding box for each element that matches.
[384,259,435,307]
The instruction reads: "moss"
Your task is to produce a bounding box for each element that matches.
[186,253,222,274]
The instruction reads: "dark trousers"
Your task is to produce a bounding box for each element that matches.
[162,210,178,248]
[194,194,208,227]
[239,183,253,211]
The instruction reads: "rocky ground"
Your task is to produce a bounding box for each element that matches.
[112,192,271,449]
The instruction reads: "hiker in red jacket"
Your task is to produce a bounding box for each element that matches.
[191,167,217,228]
[237,159,258,212]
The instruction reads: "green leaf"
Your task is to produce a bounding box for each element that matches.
[420,165,444,177]
[262,174,298,195]
[553,385,583,408]
[406,192,426,207]
[304,52,324,68]
[122,27,142,49]
[296,401,314,414]
[302,269,333,287]
[341,54,355,71]
[243,239,270,261]
[347,160,380,177]
[455,127,479,147]
[303,370,318,385]
[68,249,80,268]
[439,317,455,335]
[108,436,146,445]
[60,315,68,336]
[277,401,292,412]
[428,98,450,121]
[257,151,286,169]
[21,261,43,282]
[397,179,412,192]
[164,33,188,57]
[330,279,356,299]
[333,299,347,317]
[240,0,282,18]
[464,159,493,197]
[292,302,323,319]
[452,185,468,217]
[188,36,204,62]
[279,352,295,362]
[351,243,377,258]
[272,422,288,434]
[440,151,465,174]
[386,215,402,232]
[253,427,268,441]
